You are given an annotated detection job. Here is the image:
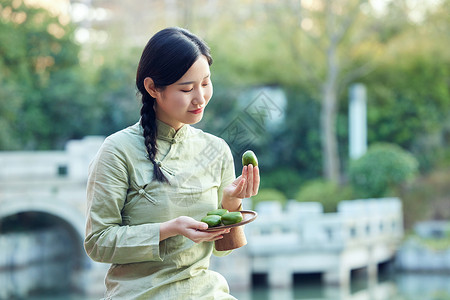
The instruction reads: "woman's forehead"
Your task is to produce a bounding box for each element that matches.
[175,56,211,84]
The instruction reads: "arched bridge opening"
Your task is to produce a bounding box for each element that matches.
[0,203,87,299]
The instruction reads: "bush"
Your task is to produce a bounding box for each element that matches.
[349,143,418,198]
[295,179,353,213]
[251,188,287,210]
[400,167,450,230]
[259,168,303,199]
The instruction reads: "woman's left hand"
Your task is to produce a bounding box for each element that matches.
[223,165,260,201]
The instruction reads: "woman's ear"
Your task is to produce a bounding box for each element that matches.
[144,77,159,98]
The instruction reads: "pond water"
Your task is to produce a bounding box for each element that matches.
[3,267,449,300]
[232,272,450,300]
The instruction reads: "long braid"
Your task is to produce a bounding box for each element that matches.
[140,93,169,183]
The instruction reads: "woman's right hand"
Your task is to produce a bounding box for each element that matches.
[160,216,230,243]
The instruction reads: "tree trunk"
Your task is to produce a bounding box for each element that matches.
[321,81,340,183]
[321,25,340,183]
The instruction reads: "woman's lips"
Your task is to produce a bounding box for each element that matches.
[189,108,204,114]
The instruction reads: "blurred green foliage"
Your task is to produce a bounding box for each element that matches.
[400,167,450,229]
[250,188,287,210]
[349,143,419,198]
[295,179,353,213]
[0,0,142,149]
[362,52,450,172]
[91,55,141,134]
[256,167,304,200]
[0,0,449,227]
[0,0,95,149]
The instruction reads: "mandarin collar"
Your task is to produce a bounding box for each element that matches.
[156,119,188,143]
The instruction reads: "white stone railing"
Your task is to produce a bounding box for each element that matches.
[245,198,404,255]
[211,197,404,288]
[0,136,104,181]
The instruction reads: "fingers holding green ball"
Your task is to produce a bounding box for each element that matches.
[200,209,243,228]
[242,150,258,167]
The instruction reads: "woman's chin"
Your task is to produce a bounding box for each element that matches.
[185,113,204,125]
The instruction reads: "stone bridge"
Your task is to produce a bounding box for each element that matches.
[212,198,404,290]
[0,136,404,298]
[0,136,107,297]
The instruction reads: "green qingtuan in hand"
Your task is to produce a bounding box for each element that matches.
[206,208,229,216]
[221,212,243,225]
[201,215,222,228]
[242,150,258,167]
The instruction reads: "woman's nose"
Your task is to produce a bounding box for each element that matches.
[192,88,206,106]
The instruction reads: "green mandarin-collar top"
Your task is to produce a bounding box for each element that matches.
[84,119,237,300]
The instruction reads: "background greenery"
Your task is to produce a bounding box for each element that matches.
[0,0,449,230]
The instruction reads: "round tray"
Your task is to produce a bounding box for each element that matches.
[198,210,258,232]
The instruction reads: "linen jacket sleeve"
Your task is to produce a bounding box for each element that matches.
[84,137,163,264]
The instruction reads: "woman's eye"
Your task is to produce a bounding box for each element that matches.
[181,88,193,93]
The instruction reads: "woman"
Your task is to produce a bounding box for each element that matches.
[84,27,260,299]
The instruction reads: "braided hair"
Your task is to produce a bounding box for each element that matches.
[136,27,212,182]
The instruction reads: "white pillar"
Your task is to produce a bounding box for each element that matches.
[268,256,293,288]
[349,83,367,159]
[323,264,351,286]
[268,268,292,288]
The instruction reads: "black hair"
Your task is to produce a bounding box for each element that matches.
[136,27,212,183]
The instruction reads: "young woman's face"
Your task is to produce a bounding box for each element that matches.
[154,55,213,130]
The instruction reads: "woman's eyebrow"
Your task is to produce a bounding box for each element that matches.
[177,74,210,85]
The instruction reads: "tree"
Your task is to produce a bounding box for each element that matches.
[190,0,450,182]
[0,74,22,149]
[261,0,393,183]
[353,0,450,171]
[0,0,98,149]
